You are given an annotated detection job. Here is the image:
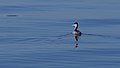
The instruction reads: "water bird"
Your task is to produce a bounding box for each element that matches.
[72,22,82,36]
[72,22,82,47]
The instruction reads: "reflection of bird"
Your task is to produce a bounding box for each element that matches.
[72,22,82,47]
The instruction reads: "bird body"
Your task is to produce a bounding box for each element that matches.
[72,22,82,48]
[72,22,82,36]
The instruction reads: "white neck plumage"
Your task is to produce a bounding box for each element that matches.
[73,24,78,31]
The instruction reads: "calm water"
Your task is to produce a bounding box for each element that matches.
[0,0,120,68]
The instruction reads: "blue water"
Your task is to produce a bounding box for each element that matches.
[0,0,120,68]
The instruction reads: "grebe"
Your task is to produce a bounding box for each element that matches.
[72,22,82,37]
[72,22,82,48]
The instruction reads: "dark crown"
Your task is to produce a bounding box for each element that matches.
[74,22,78,25]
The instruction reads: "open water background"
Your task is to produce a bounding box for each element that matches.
[0,0,120,68]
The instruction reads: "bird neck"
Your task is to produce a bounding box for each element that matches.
[74,26,78,31]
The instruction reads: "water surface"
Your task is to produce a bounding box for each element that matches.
[0,0,120,68]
